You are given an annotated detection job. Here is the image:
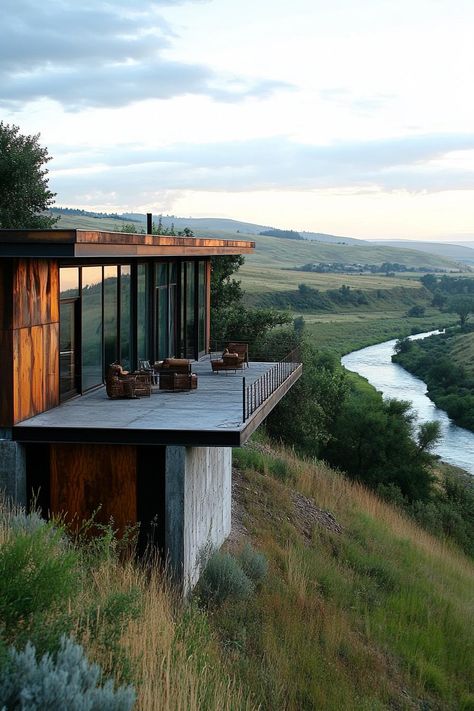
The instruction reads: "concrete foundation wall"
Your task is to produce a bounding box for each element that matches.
[165,445,232,592]
[0,435,26,506]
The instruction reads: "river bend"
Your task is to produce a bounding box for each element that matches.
[341,332,474,475]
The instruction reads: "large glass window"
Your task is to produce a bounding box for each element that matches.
[60,267,79,299]
[137,264,149,361]
[155,263,168,360]
[59,301,78,398]
[82,267,103,391]
[185,262,196,359]
[120,266,132,370]
[198,262,206,356]
[103,266,118,370]
[169,262,177,358]
[59,267,80,399]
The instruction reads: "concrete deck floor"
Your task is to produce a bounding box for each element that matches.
[14,358,301,446]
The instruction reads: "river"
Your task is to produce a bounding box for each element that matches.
[341,331,474,475]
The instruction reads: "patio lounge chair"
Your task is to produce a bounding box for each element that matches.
[106,363,151,399]
[226,341,249,368]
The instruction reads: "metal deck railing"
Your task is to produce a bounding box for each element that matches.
[242,349,300,422]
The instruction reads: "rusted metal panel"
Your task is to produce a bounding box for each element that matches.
[11,322,59,424]
[12,259,59,328]
[50,443,137,534]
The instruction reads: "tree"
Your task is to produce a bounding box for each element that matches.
[448,295,474,327]
[0,122,58,229]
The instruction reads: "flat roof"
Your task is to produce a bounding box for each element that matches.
[0,229,255,258]
[13,358,301,447]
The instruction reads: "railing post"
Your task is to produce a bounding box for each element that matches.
[242,376,246,422]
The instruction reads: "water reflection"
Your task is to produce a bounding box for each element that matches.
[342,332,474,475]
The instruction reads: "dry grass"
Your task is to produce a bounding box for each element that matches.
[77,558,256,711]
[277,446,472,576]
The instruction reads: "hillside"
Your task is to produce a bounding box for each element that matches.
[375,239,474,265]
[2,443,472,710]
[52,209,459,271]
[450,331,474,376]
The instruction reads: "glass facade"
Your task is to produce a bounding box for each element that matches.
[103,266,118,371]
[120,266,132,370]
[137,264,149,361]
[59,258,208,399]
[81,267,103,391]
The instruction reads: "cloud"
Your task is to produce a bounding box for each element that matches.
[0,0,288,109]
[49,132,474,206]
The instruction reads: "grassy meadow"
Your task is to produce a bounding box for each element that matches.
[450,331,474,376]
[305,310,458,355]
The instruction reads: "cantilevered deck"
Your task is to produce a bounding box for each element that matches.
[14,358,302,446]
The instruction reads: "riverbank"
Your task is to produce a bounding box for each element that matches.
[342,335,474,476]
[393,328,474,432]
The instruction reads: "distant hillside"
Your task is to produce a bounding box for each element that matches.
[121,213,273,235]
[300,231,366,245]
[55,212,143,231]
[51,208,459,271]
[375,239,474,265]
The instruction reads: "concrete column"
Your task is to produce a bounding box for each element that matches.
[0,431,26,506]
[165,445,232,592]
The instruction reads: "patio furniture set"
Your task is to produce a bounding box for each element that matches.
[106,342,249,399]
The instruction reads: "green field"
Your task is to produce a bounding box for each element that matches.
[306,311,457,355]
[238,232,456,271]
[55,214,143,231]
[240,263,420,294]
[450,331,474,376]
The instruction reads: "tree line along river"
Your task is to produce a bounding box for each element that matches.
[341,331,474,476]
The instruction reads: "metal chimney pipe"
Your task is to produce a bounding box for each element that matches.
[146,212,153,234]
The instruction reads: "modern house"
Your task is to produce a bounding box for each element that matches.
[0,227,302,589]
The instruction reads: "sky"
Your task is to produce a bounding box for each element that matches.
[2,0,474,241]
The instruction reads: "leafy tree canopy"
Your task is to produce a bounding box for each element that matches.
[0,122,58,229]
[448,295,474,327]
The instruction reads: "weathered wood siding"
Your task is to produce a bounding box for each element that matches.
[50,444,137,534]
[0,259,60,426]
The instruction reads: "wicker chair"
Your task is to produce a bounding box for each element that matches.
[226,342,249,368]
[106,363,151,399]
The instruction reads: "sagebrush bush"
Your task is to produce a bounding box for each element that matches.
[198,552,254,605]
[0,635,135,710]
[237,544,268,584]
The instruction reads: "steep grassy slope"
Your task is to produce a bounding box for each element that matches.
[218,442,474,711]
[450,331,474,376]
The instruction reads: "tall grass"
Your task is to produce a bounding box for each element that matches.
[0,498,256,711]
[223,442,474,710]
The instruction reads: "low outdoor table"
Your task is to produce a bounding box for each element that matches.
[159,372,198,391]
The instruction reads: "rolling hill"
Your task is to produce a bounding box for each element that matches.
[375,239,474,265]
[52,208,460,272]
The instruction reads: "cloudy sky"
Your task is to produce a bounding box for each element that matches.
[2,0,474,240]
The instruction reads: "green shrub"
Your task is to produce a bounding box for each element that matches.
[198,552,254,605]
[268,458,293,483]
[237,544,268,584]
[0,521,79,643]
[0,635,135,710]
